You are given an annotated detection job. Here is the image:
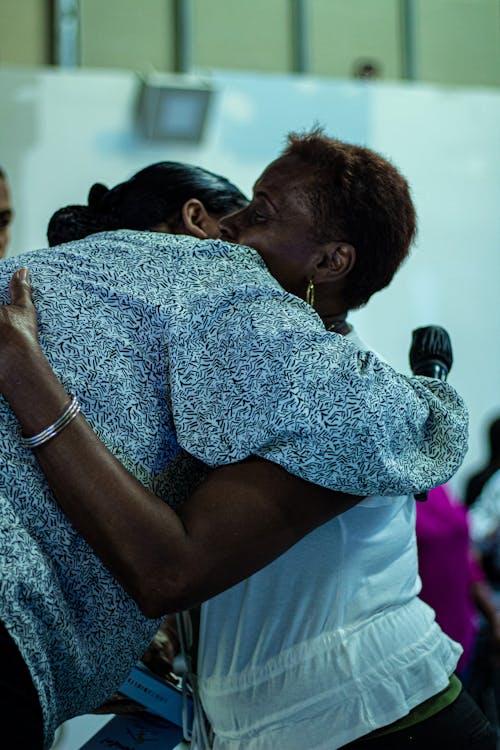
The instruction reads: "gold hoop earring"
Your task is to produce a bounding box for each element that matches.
[305,279,315,308]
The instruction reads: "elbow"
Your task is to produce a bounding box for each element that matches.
[134,585,169,618]
[131,569,201,619]
[116,537,213,617]
[137,596,171,620]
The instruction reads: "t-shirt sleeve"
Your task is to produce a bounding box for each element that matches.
[164,240,468,496]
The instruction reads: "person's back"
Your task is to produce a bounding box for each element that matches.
[0,232,202,741]
[2,228,305,742]
[2,227,302,742]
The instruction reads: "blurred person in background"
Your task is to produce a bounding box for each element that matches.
[0,167,13,258]
[416,484,500,684]
[466,417,500,585]
[466,416,500,508]
[470,473,500,583]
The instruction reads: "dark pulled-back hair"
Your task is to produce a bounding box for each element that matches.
[47,162,248,246]
[283,129,417,309]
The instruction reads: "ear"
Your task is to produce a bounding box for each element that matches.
[313,242,356,283]
[181,198,219,240]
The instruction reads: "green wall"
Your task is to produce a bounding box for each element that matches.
[0,0,49,66]
[0,0,498,87]
[80,0,176,70]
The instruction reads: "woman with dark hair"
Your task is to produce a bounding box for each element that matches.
[0,136,489,749]
[47,161,248,246]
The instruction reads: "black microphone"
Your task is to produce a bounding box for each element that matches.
[409,325,453,382]
[409,326,453,502]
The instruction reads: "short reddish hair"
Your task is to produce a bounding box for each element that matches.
[283,129,417,309]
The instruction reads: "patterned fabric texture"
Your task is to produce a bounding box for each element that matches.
[0,230,468,748]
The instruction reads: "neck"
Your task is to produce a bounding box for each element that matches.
[313,284,350,334]
[320,312,351,336]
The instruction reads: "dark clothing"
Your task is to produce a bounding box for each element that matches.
[341,689,497,749]
[0,621,44,749]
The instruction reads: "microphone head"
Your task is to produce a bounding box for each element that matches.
[409,326,453,377]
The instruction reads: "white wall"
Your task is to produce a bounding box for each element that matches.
[1,65,499,493]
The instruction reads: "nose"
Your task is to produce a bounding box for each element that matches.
[218,211,239,242]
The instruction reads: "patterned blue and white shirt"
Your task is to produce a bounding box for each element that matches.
[0,230,467,748]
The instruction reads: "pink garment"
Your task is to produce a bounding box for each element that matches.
[416,484,485,673]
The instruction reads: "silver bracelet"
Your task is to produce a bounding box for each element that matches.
[20,394,81,448]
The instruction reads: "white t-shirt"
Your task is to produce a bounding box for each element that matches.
[197,330,462,750]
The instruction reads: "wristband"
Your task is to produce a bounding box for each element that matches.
[20,394,81,448]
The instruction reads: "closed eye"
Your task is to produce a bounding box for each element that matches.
[248,205,268,223]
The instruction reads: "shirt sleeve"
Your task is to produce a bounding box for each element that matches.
[164,240,469,496]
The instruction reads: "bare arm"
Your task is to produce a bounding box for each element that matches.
[0,270,361,617]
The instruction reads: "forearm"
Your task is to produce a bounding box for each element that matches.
[1,340,360,616]
[30,413,360,615]
[0,345,193,613]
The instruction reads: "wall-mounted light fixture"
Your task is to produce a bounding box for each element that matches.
[136,73,213,143]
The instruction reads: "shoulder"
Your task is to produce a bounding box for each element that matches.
[346,327,387,362]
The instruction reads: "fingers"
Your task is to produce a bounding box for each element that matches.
[9,267,33,306]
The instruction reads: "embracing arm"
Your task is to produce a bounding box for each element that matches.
[162,244,469,496]
[0,270,360,617]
